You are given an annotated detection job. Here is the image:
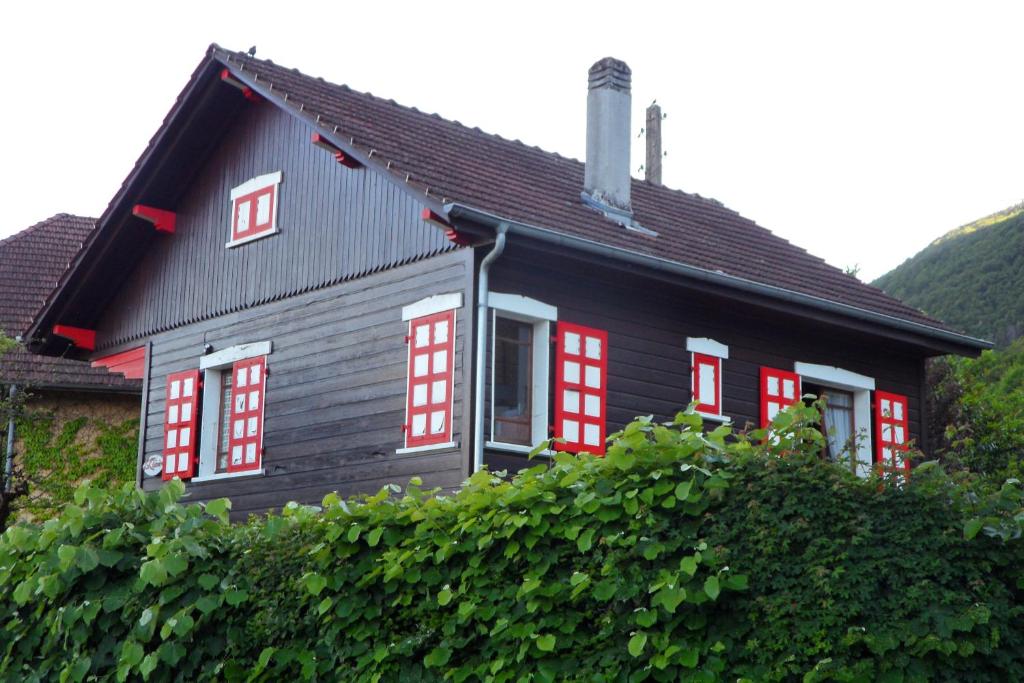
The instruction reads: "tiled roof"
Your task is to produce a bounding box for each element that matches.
[0,214,140,391]
[214,46,952,333]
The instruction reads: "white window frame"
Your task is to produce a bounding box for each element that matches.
[486,293,557,455]
[192,340,272,482]
[686,337,731,424]
[226,171,282,248]
[794,361,875,478]
[395,293,462,455]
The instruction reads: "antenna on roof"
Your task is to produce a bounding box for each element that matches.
[247,46,257,57]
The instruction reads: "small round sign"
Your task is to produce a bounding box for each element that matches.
[142,454,163,478]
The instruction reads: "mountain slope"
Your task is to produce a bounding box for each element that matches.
[873,203,1024,346]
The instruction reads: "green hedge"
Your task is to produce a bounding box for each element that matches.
[2,406,1024,682]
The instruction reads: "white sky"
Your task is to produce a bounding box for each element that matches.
[2,1,1022,281]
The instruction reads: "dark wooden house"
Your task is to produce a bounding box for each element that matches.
[25,47,989,516]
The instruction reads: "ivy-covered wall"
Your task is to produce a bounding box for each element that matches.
[4,390,138,521]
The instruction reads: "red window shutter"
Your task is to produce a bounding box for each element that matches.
[162,369,201,480]
[875,390,910,477]
[691,353,721,415]
[554,322,608,455]
[231,184,277,241]
[404,310,456,448]
[226,356,267,472]
[760,367,801,428]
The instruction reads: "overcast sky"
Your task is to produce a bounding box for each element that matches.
[3,1,1022,281]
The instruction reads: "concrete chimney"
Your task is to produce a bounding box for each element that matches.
[645,102,662,185]
[585,57,632,212]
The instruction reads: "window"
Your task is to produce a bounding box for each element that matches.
[875,390,910,481]
[194,341,272,480]
[228,171,282,246]
[486,293,557,453]
[686,337,729,421]
[400,293,462,453]
[794,362,875,478]
[555,322,608,455]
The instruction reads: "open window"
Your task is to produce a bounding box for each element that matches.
[794,362,875,478]
[686,337,729,422]
[195,341,272,480]
[486,293,557,454]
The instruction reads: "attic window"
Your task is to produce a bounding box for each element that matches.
[228,171,282,247]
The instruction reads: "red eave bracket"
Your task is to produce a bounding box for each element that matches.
[92,346,146,380]
[421,208,471,246]
[220,68,262,103]
[52,325,96,351]
[132,205,176,233]
[310,132,363,169]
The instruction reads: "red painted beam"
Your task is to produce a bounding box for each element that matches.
[310,133,362,169]
[421,208,471,245]
[132,205,176,233]
[52,325,96,351]
[91,346,146,380]
[220,68,262,103]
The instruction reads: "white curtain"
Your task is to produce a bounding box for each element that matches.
[823,391,854,467]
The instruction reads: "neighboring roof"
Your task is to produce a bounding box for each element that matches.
[210,47,980,343]
[26,45,989,355]
[0,214,140,391]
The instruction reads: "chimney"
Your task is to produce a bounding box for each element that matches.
[645,102,662,185]
[585,57,632,213]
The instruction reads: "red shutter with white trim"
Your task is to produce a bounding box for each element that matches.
[404,310,456,448]
[554,322,608,455]
[760,367,801,428]
[226,356,267,472]
[875,390,910,478]
[162,369,200,480]
[691,353,721,415]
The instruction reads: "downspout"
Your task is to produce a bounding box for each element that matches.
[4,384,16,492]
[473,224,509,473]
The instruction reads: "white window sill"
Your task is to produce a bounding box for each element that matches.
[485,441,554,457]
[396,441,458,455]
[190,468,265,483]
[225,228,279,249]
[696,412,732,424]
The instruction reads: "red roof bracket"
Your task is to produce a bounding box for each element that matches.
[220,68,262,103]
[421,208,471,245]
[310,132,363,169]
[52,325,96,351]
[132,205,176,233]
[92,346,146,379]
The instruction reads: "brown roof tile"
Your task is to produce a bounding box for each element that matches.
[214,47,953,333]
[0,214,140,391]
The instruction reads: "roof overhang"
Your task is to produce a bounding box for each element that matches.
[445,202,992,357]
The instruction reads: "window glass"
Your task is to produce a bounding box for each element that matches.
[493,317,533,446]
[817,387,856,473]
[217,371,234,472]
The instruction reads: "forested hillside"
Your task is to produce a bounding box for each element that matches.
[873,203,1024,345]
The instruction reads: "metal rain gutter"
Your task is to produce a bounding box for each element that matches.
[445,202,992,352]
[473,224,508,473]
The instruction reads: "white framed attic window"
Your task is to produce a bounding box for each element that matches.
[486,293,557,454]
[794,362,875,478]
[227,171,282,247]
[192,341,273,482]
[686,337,730,423]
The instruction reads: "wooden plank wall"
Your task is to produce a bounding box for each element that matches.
[96,101,454,349]
[484,243,927,470]
[140,250,472,517]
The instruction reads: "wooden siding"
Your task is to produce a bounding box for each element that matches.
[483,242,928,470]
[95,101,454,349]
[139,250,472,517]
